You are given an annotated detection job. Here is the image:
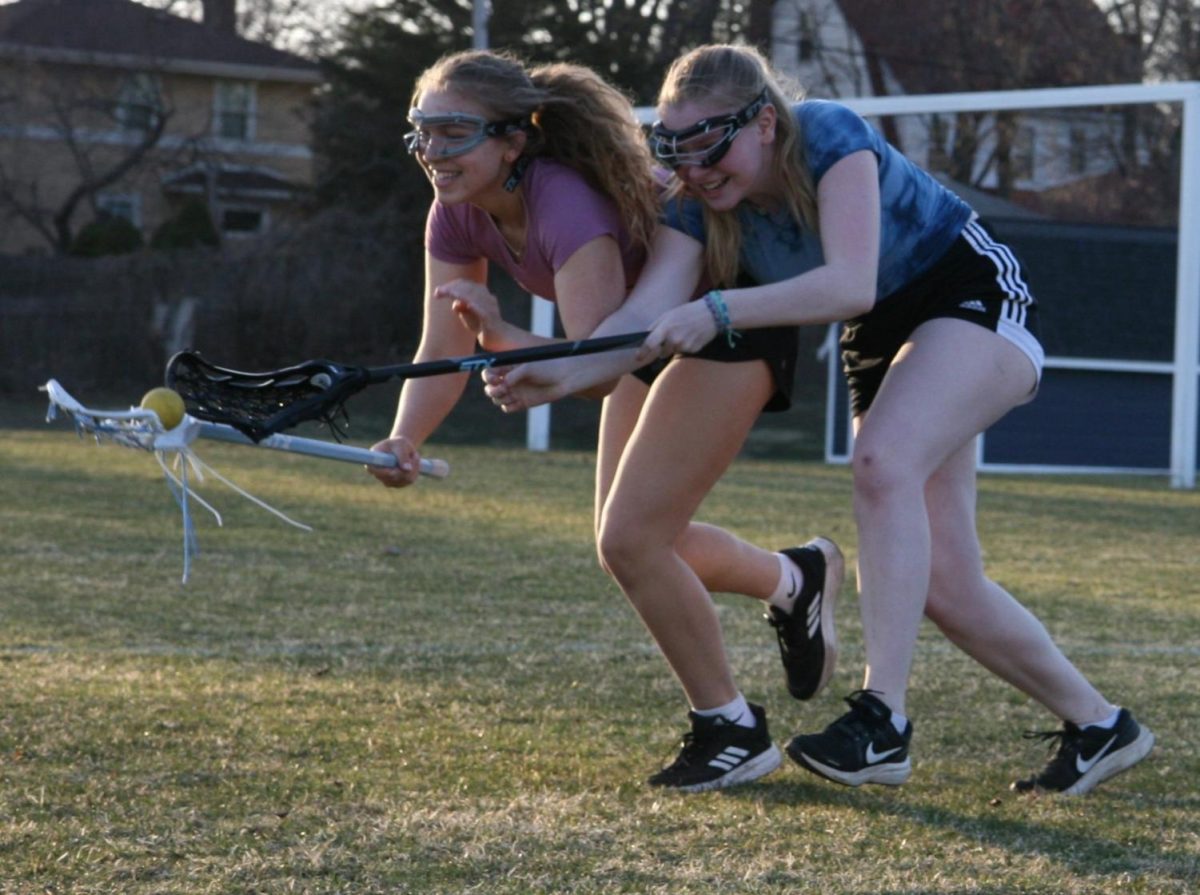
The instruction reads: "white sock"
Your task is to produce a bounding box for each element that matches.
[767,552,802,612]
[891,711,909,735]
[1082,707,1121,730]
[694,693,756,729]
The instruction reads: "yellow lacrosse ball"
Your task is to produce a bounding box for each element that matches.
[140,387,186,430]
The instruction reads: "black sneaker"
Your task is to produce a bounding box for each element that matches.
[647,703,782,793]
[766,537,844,700]
[1011,708,1154,796]
[786,690,912,786]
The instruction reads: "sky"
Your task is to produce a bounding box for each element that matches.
[134,0,391,55]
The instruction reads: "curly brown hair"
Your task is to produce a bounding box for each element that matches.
[413,50,660,251]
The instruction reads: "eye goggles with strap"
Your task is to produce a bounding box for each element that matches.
[403,109,531,159]
[650,89,770,170]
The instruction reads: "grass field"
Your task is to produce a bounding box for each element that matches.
[2,418,1198,894]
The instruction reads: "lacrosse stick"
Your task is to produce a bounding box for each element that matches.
[166,331,649,441]
[192,422,449,478]
[41,379,448,583]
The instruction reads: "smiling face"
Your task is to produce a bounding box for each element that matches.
[656,96,778,212]
[408,89,525,205]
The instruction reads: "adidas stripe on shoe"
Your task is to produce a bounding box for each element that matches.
[1011,708,1154,796]
[766,537,843,700]
[786,690,912,787]
[648,703,782,793]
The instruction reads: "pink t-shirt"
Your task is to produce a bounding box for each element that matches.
[425,157,645,301]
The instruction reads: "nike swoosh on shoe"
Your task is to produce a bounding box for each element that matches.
[865,743,902,764]
[1075,734,1118,775]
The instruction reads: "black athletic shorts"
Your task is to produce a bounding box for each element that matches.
[840,216,1045,417]
[632,268,799,413]
[633,322,799,413]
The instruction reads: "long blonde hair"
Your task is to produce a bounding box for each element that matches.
[413,50,659,251]
[658,44,818,288]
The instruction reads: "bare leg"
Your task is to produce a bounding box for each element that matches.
[596,375,784,606]
[791,316,1149,795]
[923,440,1115,724]
[852,318,1038,716]
[597,359,772,709]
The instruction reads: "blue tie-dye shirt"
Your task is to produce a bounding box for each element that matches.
[663,100,973,303]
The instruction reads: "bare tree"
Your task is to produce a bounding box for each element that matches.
[0,65,176,253]
[142,0,348,56]
[1097,1,1200,160]
[772,0,1177,220]
[1102,0,1200,81]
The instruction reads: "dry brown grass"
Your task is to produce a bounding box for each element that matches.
[1,429,1197,893]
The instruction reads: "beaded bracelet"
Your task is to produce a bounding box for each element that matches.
[703,289,741,347]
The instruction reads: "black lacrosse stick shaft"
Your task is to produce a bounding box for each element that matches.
[357,331,649,384]
[166,331,648,441]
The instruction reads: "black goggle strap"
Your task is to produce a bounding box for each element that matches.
[484,115,532,138]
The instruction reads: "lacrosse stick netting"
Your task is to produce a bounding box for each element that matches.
[42,379,313,583]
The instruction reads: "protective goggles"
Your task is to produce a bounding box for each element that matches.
[403,109,530,159]
[650,89,771,169]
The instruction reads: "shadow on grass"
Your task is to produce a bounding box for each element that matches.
[719,773,1198,889]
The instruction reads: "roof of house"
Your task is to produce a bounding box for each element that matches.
[933,173,1045,220]
[162,164,306,199]
[835,0,1138,94]
[0,0,320,82]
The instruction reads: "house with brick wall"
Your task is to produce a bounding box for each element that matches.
[0,0,321,254]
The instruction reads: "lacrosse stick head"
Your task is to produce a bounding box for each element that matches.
[42,378,186,450]
[165,351,370,442]
[40,378,312,584]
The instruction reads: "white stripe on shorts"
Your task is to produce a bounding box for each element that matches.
[959,218,1045,381]
[960,218,1033,324]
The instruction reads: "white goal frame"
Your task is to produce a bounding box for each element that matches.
[836,83,1199,490]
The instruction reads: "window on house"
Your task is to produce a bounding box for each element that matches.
[1012,125,1036,180]
[221,206,265,236]
[214,81,254,141]
[1069,126,1088,174]
[116,74,161,131]
[797,12,817,62]
[927,114,950,172]
[97,193,140,226]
